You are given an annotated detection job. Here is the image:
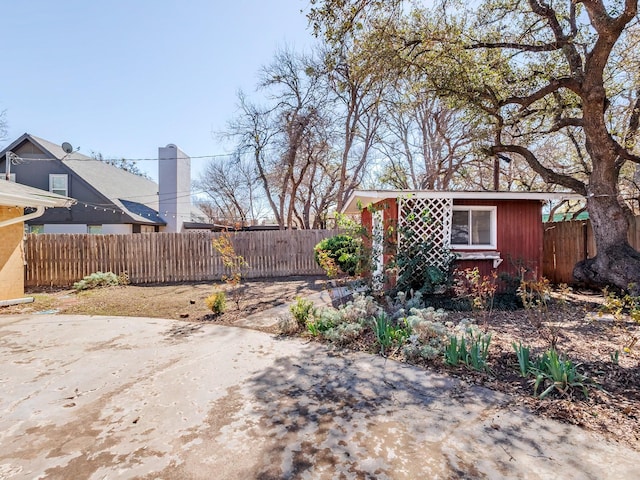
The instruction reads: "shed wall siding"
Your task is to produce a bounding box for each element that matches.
[360,197,544,288]
[454,199,543,281]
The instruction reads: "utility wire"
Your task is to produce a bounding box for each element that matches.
[78,153,238,162]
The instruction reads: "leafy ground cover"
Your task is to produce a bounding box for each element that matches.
[2,277,638,450]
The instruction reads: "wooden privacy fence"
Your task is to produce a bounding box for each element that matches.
[24,230,336,287]
[542,216,640,284]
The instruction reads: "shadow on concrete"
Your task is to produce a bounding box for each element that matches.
[239,341,610,479]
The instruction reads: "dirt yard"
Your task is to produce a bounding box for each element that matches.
[7,277,328,322]
[2,279,638,451]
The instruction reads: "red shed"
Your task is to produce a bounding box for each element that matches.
[341,190,581,288]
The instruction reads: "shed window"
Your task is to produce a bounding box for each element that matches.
[49,174,68,196]
[29,225,44,234]
[451,207,496,249]
[87,225,103,234]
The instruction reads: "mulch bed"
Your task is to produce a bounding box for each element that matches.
[303,290,640,450]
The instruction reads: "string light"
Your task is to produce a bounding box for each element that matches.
[79,201,192,219]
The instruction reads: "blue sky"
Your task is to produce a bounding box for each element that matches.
[1,0,314,182]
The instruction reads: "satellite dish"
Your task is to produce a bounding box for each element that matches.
[61,142,73,154]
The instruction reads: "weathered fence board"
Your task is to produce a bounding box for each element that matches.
[25,230,335,287]
[542,217,639,284]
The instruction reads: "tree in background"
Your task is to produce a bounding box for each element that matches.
[91,151,149,179]
[220,48,337,229]
[309,0,640,292]
[196,154,264,227]
[376,81,484,190]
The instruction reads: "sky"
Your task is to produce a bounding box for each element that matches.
[0,0,315,183]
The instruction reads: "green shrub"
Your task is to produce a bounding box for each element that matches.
[392,239,456,295]
[314,234,361,276]
[73,271,121,291]
[205,291,226,315]
[289,297,314,328]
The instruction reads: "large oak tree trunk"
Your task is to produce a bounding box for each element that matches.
[573,155,640,294]
[573,197,640,294]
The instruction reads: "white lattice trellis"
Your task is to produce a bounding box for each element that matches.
[397,196,453,276]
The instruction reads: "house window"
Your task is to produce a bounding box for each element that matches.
[87,225,103,234]
[29,225,44,234]
[49,174,68,196]
[451,206,497,249]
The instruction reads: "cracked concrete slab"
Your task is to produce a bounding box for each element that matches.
[0,313,637,479]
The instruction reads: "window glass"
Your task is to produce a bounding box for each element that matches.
[29,225,44,234]
[87,225,102,234]
[451,210,469,245]
[49,174,68,196]
[451,207,495,247]
[471,210,491,245]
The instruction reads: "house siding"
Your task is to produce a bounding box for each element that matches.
[0,207,25,300]
[39,224,134,234]
[6,159,130,225]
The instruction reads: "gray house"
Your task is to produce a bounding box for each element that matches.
[0,133,195,233]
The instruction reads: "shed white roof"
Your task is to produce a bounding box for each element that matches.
[341,190,584,214]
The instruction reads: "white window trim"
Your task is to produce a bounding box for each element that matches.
[451,205,497,250]
[49,174,68,196]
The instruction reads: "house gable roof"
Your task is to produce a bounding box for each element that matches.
[0,133,92,161]
[341,189,584,214]
[63,158,163,224]
[1,133,165,225]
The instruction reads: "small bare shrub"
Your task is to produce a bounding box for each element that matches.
[205,291,226,315]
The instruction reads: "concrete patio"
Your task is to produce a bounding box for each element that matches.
[0,313,637,479]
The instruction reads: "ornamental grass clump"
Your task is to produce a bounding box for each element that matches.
[531,349,590,399]
[444,320,492,372]
[509,343,594,399]
[513,342,534,378]
[370,312,411,356]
